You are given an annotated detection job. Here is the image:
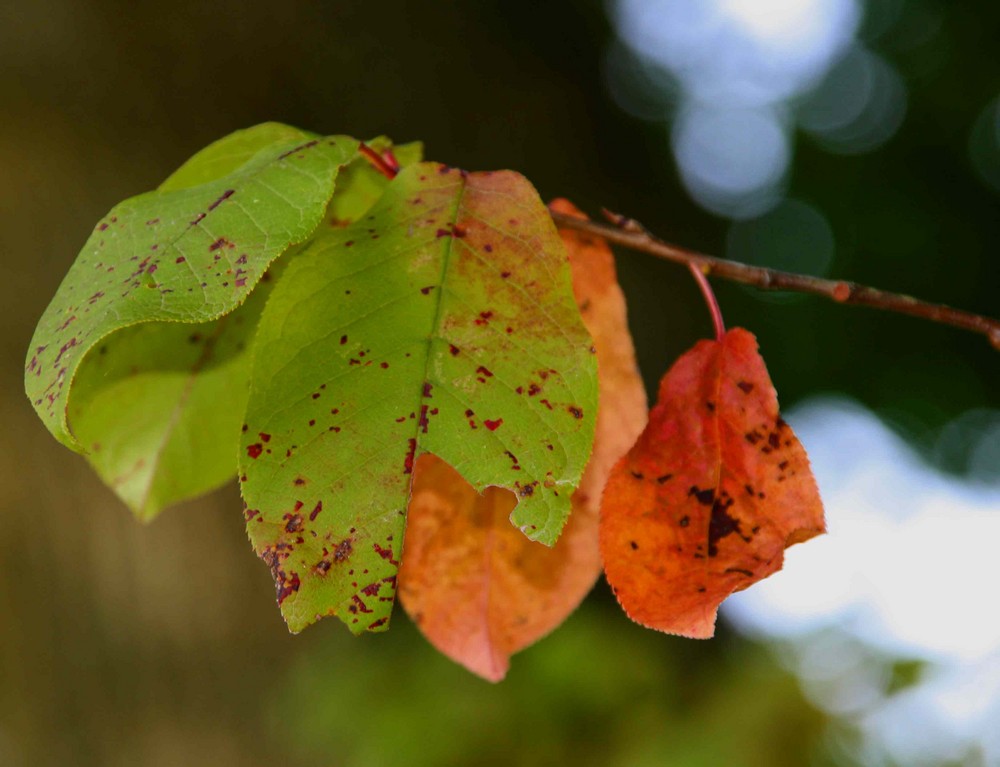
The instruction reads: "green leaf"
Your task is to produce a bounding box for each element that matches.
[159,122,320,192]
[239,162,598,634]
[25,125,360,453]
[53,131,421,520]
[66,270,280,520]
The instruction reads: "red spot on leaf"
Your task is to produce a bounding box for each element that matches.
[403,438,417,474]
[373,542,400,566]
[208,189,234,210]
[484,418,503,431]
[246,444,263,459]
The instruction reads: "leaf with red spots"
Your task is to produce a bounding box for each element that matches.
[25,123,359,456]
[600,327,825,638]
[239,164,598,634]
[27,126,426,521]
[398,200,646,680]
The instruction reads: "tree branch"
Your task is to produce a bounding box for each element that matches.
[550,209,1000,350]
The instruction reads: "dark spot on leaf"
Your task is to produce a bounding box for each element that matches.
[373,543,399,566]
[418,405,430,433]
[259,433,271,442]
[708,495,741,557]
[449,344,460,356]
[688,486,715,506]
[504,450,520,470]
[737,381,754,394]
[420,285,436,295]
[334,539,353,562]
[657,474,673,484]
[630,470,644,479]
[706,401,715,412]
[630,541,639,550]
[567,406,583,419]
[246,444,263,459]
[679,516,690,528]
[484,418,503,431]
[279,140,318,159]
[351,595,373,614]
[309,501,323,521]
[276,571,301,604]
[403,438,417,474]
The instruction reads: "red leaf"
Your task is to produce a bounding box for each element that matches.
[600,327,825,638]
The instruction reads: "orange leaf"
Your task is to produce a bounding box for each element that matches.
[397,199,647,680]
[600,327,825,639]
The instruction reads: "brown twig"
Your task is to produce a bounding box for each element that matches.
[550,208,1000,350]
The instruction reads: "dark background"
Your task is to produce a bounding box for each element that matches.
[1,1,996,765]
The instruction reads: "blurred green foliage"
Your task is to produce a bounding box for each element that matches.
[1,1,996,765]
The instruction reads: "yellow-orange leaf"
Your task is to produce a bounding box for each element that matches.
[600,327,825,638]
[397,199,647,681]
